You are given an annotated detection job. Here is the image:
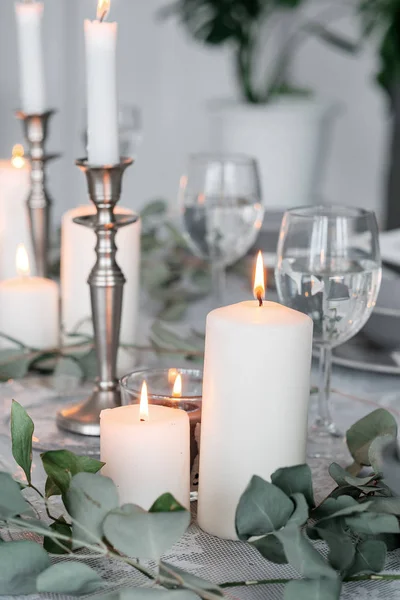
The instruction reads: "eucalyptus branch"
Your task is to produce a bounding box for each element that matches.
[220,573,400,588]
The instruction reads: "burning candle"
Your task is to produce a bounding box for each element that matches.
[0,245,59,349]
[100,380,190,509]
[197,252,313,539]
[0,145,34,281]
[15,0,46,114]
[84,0,119,165]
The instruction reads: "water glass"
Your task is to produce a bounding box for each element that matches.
[179,154,264,304]
[275,206,381,456]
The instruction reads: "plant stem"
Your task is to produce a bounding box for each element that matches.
[220,574,400,588]
[236,35,258,103]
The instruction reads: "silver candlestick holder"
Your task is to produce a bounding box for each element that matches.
[17,110,59,278]
[56,157,137,437]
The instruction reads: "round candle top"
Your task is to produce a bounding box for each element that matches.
[208,300,312,326]
[101,404,189,429]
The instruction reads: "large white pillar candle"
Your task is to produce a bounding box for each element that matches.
[101,382,190,509]
[84,1,119,165]
[198,254,313,539]
[0,146,35,281]
[61,205,140,368]
[0,245,59,350]
[15,1,46,114]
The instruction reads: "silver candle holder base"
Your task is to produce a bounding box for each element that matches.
[17,110,59,278]
[57,157,136,437]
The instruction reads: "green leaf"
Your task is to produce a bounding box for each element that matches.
[314,495,371,521]
[43,521,73,555]
[150,493,187,513]
[346,409,397,466]
[36,562,104,594]
[41,450,104,496]
[318,528,355,573]
[288,493,309,527]
[284,578,342,600]
[66,472,119,545]
[0,540,50,595]
[11,400,34,483]
[118,591,200,600]
[306,22,359,53]
[0,472,31,519]
[369,434,396,473]
[276,525,338,580]
[78,348,98,381]
[45,476,61,498]
[235,475,294,540]
[0,349,32,381]
[140,199,167,220]
[251,534,287,564]
[53,357,83,388]
[328,462,378,489]
[103,503,191,560]
[346,513,400,535]
[271,465,314,508]
[368,498,400,515]
[158,302,188,322]
[345,540,387,577]
[159,562,224,597]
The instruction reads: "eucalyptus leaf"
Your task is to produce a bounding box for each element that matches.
[276,525,338,580]
[158,302,189,322]
[159,562,224,597]
[251,534,287,564]
[235,475,294,540]
[140,199,167,220]
[345,540,387,577]
[328,462,378,489]
[0,540,50,595]
[346,408,397,466]
[78,348,98,381]
[103,503,190,560]
[11,400,34,483]
[53,357,83,389]
[66,472,119,545]
[45,476,61,498]
[37,562,104,595]
[369,434,396,473]
[381,441,400,495]
[150,493,186,513]
[0,349,32,381]
[346,513,400,535]
[0,472,31,519]
[314,495,371,521]
[368,497,400,515]
[271,465,314,508]
[119,591,200,600]
[41,450,104,496]
[284,578,342,600]
[318,528,355,573]
[43,520,73,555]
[288,493,309,527]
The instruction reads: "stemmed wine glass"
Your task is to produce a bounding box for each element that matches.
[179,154,264,304]
[275,206,381,457]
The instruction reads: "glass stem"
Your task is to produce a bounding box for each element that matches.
[211,262,226,306]
[317,345,333,428]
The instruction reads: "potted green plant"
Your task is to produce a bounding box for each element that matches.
[161,0,347,211]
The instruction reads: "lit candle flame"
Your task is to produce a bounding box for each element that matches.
[16,244,30,277]
[139,380,149,422]
[97,0,110,21]
[172,374,182,398]
[168,368,178,385]
[253,251,265,307]
[11,145,25,169]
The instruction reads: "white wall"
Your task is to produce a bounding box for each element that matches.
[0,1,390,225]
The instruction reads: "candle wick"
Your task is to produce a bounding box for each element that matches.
[99,10,106,22]
[140,418,145,422]
[257,292,263,308]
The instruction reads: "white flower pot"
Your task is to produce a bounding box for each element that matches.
[208,98,338,210]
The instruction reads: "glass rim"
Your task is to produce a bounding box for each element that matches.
[284,205,376,221]
[120,367,203,401]
[187,152,257,166]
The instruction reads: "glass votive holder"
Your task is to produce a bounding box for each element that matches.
[120,368,203,492]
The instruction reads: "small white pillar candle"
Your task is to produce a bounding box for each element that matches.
[0,146,34,281]
[61,205,141,368]
[198,253,313,540]
[0,245,59,350]
[15,1,46,114]
[84,0,119,165]
[101,382,190,509]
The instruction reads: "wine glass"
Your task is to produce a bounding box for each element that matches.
[275,206,381,456]
[179,154,264,304]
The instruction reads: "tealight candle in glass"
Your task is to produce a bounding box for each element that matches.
[120,368,203,490]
